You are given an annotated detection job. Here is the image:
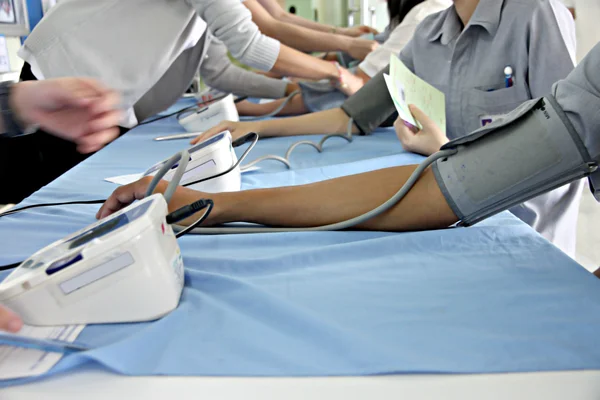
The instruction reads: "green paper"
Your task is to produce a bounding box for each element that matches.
[385,54,446,133]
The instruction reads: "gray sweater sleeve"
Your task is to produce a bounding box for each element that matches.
[186,0,281,71]
[200,38,287,99]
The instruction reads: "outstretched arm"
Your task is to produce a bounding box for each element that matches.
[256,0,378,37]
[98,166,457,231]
[244,0,378,60]
[191,107,357,144]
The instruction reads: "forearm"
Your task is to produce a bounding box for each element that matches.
[279,12,337,33]
[253,107,357,137]
[236,96,307,116]
[206,166,457,231]
[256,0,343,34]
[271,46,339,80]
[266,20,352,53]
[244,0,351,53]
[202,61,287,99]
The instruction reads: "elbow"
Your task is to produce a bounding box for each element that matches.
[255,20,279,39]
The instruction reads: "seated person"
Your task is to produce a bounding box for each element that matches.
[99,41,600,269]
[193,0,582,256]
[236,0,452,117]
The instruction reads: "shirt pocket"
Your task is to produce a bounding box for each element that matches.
[465,85,530,130]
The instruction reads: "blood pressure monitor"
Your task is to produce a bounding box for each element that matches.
[0,194,184,326]
[143,130,241,193]
[178,93,239,133]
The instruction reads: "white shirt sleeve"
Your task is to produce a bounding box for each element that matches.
[186,0,280,71]
[358,0,452,77]
[550,0,577,65]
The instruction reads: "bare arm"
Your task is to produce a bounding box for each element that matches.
[270,45,341,81]
[98,167,458,232]
[244,0,378,60]
[245,0,351,53]
[236,96,307,116]
[193,107,358,144]
[255,0,378,37]
[354,67,372,84]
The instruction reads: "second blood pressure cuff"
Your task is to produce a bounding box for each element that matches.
[433,96,598,226]
[298,80,348,113]
[341,66,397,135]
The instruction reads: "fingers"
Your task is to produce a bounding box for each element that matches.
[0,306,23,333]
[86,90,121,116]
[394,117,415,147]
[190,122,230,145]
[50,78,115,108]
[96,178,152,219]
[84,109,123,137]
[408,104,435,128]
[76,127,120,154]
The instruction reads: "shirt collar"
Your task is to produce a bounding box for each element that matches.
[427,0,504,45]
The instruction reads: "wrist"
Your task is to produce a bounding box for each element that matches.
[9,82,33,128]
[337,27,351,36]
[338,35,354,53]
[329,62,349,91]
[323,60,340,81]
[428,136,449,155]
[208,190,254,225]
[285,82,300,96]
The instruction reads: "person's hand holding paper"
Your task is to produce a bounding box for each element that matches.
[384,54,449,156]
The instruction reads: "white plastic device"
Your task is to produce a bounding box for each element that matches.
[143,130,241,193]
[0,194,184,326]
[178,93,239,133]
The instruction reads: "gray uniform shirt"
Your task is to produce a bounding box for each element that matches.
[554,41,600,165]
[342,0,582,256]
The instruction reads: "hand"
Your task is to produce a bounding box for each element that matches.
[96,176,219,226]
[394,104,449,156]
[190,120,261,145]
[340,25,379,37]
[346,38,379,61]
[333,66,366,96]
[10,78,122,154]
[0,305,22,333]
[97,176,159,220]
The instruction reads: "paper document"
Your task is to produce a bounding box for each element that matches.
[105,173,144,186]
[106,166,259,186]
[0,324,85,380]
[385,54,446,133]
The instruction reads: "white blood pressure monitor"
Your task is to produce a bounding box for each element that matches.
[143,130,241,193]
[0,194,184,326]
[179,93,239,133]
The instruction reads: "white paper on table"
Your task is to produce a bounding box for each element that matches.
[105,166,262,186]
[104,173,144,185]
[0,324,85,380]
